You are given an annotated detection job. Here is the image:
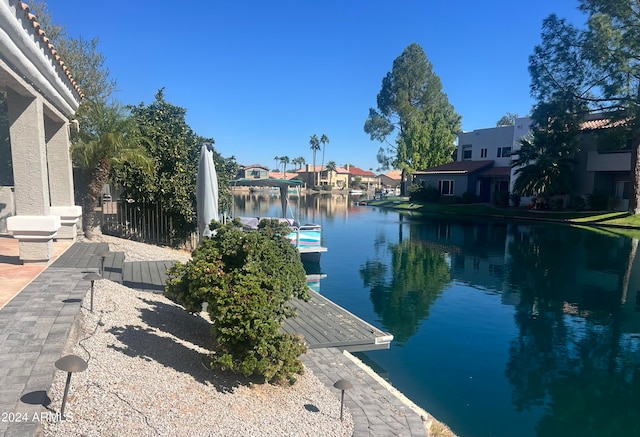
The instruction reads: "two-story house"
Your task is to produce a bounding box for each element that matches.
[413,114,632,210]
[236,164,270,180]
[294,165,350,190]
[413,119,531,202]
[348,165,378,191]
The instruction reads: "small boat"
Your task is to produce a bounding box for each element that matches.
[349,189,364,195]
[237,217,327,262]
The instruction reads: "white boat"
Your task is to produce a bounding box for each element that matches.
[349,189,364,195]
[236,217,327,262]
[231,178,327,262]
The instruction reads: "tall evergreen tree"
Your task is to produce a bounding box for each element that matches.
[528,0,640,213]
[364,43,461,195]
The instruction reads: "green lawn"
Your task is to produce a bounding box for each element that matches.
[367,197,640,238]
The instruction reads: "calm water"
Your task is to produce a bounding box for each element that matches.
[233,192,640,437]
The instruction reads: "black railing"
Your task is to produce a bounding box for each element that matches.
[101,200,197,249]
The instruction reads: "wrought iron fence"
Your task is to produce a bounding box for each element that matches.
[101,200,198,250]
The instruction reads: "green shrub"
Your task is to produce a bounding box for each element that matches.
[587,191,608,210]
[492,189,510,207]
[509,193,521,207]
[410,183,440,203]
[461,191,475,204]
[571,195,586,210]
[165,219,309,385]
[439,195,460,205]
[551,197,564,210]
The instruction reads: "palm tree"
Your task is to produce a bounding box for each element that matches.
[319,134,330,186]
[326,160,337,188]
[292,156,305,170]
[71,99,151,237]
[511,135,576,197]
[273,155,281,172]
[309,134,320,187]
[279,155,290,176]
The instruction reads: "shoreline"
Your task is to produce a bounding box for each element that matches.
[341,350,456,437]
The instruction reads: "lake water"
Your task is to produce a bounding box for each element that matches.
[233,192,640,437]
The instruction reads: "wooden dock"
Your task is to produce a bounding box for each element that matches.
[284,290,393,352]
[52,242,393,352]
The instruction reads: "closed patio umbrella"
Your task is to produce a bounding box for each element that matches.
[197,143,219,238]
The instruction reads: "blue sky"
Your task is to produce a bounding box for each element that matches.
[44,0,587,172]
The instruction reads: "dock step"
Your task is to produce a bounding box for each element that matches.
[122,260,176,293]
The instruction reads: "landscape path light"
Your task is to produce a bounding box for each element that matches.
[83,272,102,313]
[333,379,353,421]
[95,250,109,276]
[54,355,88,420]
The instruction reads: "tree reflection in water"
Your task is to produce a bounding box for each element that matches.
[506,225,640,437]
[360,230,450,345]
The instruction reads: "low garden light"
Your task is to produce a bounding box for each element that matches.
[95,250,109,276]
[333,379,353,421]
[83,272,102,312]
[54,355,88,420]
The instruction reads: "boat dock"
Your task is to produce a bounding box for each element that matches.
[51,243,392,353]
[284,290,393,352]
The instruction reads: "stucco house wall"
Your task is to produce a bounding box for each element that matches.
[0,0,82,262]
[458,125,515,166]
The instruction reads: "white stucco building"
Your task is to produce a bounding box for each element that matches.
[0,0,82,263]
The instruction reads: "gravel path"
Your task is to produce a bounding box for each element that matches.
[42,235,353,437]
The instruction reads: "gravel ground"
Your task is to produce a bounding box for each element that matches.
[42,235,353,437]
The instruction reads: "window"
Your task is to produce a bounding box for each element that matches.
[481,148,487,158]
[439,180,454,196]
[461,146,472,160]
[497,147,512,158]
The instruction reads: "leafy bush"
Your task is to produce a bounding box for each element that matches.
[571,195,586,210]
[551,197,564,210]
[492,189,510,207]
[165,219,309,385]
[439,195,460,205]
[410,183,440,203]
[461,191,475,204]
[587,191,609,210]
[509,193,521,207]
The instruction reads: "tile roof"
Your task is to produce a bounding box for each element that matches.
[413,160,493,175]
[349,166,376,177]
[18,1,83,98]
[380,170,402,179]
[268,171,298,180]
[479,166,511,178]
[580,117,628,131]
[296,165,349,173]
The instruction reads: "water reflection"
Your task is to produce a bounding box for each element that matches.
[397,216,640,436]
[232,193,640,437]
[231,191,371,223]
[359,237,450,344]
[504,226,640,437]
